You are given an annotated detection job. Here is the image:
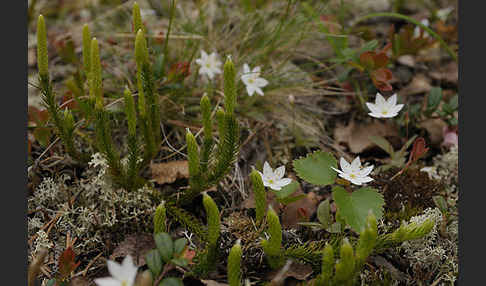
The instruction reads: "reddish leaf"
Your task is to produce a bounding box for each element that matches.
[373,52,389,69]
[359,52,375,70]
[168,62,191,82]
[58,247,80,280]
[410,137,429,163]
[371,68,393,92]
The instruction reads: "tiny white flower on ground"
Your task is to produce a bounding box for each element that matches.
[195,50,222,80]
[94,255,138,286]
[241,63,268,96]
[331,157,374,186]
[414,19,430,38]
[258,161,292,191]
[366,93,404,118]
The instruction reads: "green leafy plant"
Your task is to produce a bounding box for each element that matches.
[299,198,342,233]
[176,56,240,206]
[388,24,436,58]
[145,233,188,286]
[193,193,221,276]
[293,151,385,233]
[405,87,458,128]
[227,240,243,286]
[35,7,162,190]
[313,213,377,286]
[261,207,284,269]
[368,134,417,172]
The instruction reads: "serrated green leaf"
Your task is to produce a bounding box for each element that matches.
[293,151,337,186]
[277,194,305,205]
[160,277,184,286]
[317,199,331,228]
[448,95,458,110]
[369,135,394,156]
[146,249,163,278]
[154,233,174,262]
[272,181,298,200]
[173,238,187,256]
[332,186,384,233]
[171,257,188,267]
[426,87,443,113]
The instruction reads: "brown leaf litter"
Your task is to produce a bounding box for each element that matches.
[150,160,189,185]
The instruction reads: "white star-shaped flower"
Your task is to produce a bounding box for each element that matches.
[331,157,374,186]
[414,19,430,38]
[258,161,292,191]
[94,255,138,286]
[366,93,404,118]
[241,63,268,96]
[195,50,222,80]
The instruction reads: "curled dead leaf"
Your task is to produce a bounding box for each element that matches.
[418,118,447,144]
[266,260,313,285]
[334,120,398,154]
[110,233,155,267]
[150,160,189,185]
[400,74,432,96]
[281,191,321,228]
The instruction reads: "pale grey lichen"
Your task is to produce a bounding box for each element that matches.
[399,208,458,285]
[28,153,156,272]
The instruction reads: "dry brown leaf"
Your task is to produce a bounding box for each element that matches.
[400,74,432,96]
[110,233,155,267]
[334,120,399,154]
[150,160,189,185]
[397,55,416,68]
[281,191,321,228]
[429,61,458,84]
[266,260,313,284]
[418,118,447,145]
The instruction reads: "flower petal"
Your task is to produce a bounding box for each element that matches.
[358,165,374,177]
[268,182,282,190]
[255,77,268,87]
[252,66,261,73]
[255,87,264,96]
[392,104,404,114]
[274,166,285,179]
[200,50,208,59]
[276,178,292,187]
[375,93,386,106]
[263,161,273,178]
[387,93,397,107]
[94,277,122,286]
[366,102,380,114]
[358,176,374,183]
[121,255,137,283]
[246,85,255,96]
[350,156,361,171]
[330,166,344,175]
[368,112,382,118]
[340,157,351,173]
[243,63,250,74]
[106,260,124,281]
